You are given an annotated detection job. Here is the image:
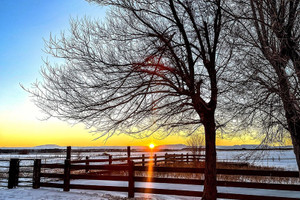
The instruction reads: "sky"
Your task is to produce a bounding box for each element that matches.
[0,1,260,148]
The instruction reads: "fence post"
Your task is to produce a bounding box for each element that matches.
[127,146,131,163]
[64,159,71,192]
[128,160,135,198]
[186,153,189,164]
[181,153,184,162]
[66,146,71,160]
[165,153,168,164]
[109,155,112,165]
[8,159,19,189]
[85,156,89,173]
[154,154,157,166]
[142,154,145,167]
[33,159,41,189]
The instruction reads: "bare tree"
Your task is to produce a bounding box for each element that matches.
[25,1,232,199]
[186,133,205,160]
[226,0,300,171]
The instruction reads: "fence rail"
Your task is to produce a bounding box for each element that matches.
[0,160,9,188]
[70,153,203,166]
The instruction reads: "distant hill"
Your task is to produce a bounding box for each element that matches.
[156,144,187,150]
[34,144,62,149]
[217,145,293,151]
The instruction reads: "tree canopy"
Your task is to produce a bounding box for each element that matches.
[27,1,231,199]
[28,0,231,138]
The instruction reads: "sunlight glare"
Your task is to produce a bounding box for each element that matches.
[149,143,155,149]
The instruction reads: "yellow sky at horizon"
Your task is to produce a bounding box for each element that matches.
[0,98,261,148]
[0,120,260,148]
[1,125,259,148]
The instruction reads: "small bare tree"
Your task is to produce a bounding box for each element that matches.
[187,133,205,156]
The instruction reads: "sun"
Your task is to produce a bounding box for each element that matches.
[149,143,155,149]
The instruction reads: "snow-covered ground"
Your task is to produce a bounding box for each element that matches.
[0,188,185,200]
[0,187,215,200]
[1,181,300,200]
[217,149,298,171]
[0,187,192,200]
[0,188,126,200]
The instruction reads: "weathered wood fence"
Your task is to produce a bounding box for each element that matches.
[2,146,300,200]
[71,153,203,170]
[1,147,204,189]
[31,158,300,200]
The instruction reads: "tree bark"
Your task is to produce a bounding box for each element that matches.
[286,117,300,174]
[290,50,300,83]
[291,132,300,174]
[202,113,217,200]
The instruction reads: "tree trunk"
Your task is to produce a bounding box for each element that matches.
[290,50,300,84]
[291,134,300,174]
[202,114,217,200]
[288,119,300,174]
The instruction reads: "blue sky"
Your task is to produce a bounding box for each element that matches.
[0,1,190,147]
[0,0,106,111]
[0,1,124,147]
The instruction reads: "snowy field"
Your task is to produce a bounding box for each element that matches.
[217,149,298,171]
[0,187,186,200]
[1,182,300,200]
[0,148,298,170]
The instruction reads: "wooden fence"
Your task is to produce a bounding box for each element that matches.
[1,152,203,189]
[71,152,203,169]
[31,156,300,200]
[2,146,300,200]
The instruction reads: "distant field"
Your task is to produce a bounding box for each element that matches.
[0,145,297,170]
